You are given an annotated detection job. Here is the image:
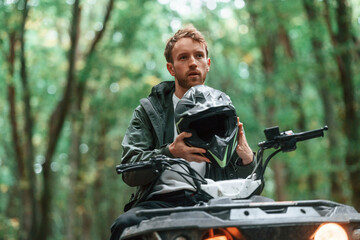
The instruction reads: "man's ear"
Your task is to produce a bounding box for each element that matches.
[166,62,175,76]
[207,58,211,72]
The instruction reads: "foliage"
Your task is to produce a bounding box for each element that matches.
[0,0,359,239]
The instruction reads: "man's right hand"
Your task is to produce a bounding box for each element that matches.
[169,132,211,163]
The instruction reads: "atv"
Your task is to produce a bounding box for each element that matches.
[116,126,360,240]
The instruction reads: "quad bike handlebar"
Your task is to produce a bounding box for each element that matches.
[116,125,329,199]
[258,125,328,152]
[116,156,193,175]
[253,125,328,192]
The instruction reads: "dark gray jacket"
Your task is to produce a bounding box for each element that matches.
[121,81,256,210]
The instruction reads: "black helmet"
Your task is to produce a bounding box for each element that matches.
[175,85,238,168]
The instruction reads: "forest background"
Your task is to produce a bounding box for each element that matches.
[1,0,360,239]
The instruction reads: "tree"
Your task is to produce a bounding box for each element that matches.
[323,0,360,210]
[246,1,290,201]
[302,0,347,203]
[67,0,114,238]
[37,1,80,239]
[1,1,359,238]
[3,0,37,238]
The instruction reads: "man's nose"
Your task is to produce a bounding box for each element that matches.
[189,56,197,67]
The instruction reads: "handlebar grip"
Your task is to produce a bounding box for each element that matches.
[115,156,189,175]
[116,161,156,174]
[258,126,328,150]
[295,126,328,142]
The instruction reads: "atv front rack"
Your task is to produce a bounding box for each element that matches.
[122,198,360,240]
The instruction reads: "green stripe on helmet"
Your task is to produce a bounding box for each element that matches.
[208,146,228,168]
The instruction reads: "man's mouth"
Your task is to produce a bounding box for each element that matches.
[188,71,200,77]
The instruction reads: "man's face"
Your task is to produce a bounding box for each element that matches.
[167,38,211,97]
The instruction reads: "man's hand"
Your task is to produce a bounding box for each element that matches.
[169,132,211,163]
[236,117,254,165]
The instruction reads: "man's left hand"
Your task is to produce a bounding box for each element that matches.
[236,117,254,165]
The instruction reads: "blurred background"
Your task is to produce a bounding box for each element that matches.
[0,0,359,239]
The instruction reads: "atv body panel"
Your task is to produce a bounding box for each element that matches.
[121,197,360,240]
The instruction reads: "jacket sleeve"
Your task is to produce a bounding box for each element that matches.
[229,153,258,179]
[121,105,173,187]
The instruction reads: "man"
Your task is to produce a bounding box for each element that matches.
[109,25,256,240]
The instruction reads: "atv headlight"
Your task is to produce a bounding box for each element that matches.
[202,228,238,240]
[313,223,348,240]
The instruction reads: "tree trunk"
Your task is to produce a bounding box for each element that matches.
[6,32,25,187]
[67,113,83,240]
[94,121,107,240]
[323,0,360,209]
[37,1,81,239]
[19,1,38,238]
[334,0,360,210]
[277,23,318,197]
[247,2,287,200]
[260,38,287,200]
[302,0,347,203]
[66,1,114,238]
[5,30,32,240]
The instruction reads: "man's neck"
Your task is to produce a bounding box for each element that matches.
[174,82,188,99]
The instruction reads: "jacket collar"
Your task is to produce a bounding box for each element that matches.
[140,81,175,144]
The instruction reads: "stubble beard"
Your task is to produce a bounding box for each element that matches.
[177,75,205,90]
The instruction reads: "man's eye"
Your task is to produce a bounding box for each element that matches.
[196,54,204,58]
[180,56,187,60]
